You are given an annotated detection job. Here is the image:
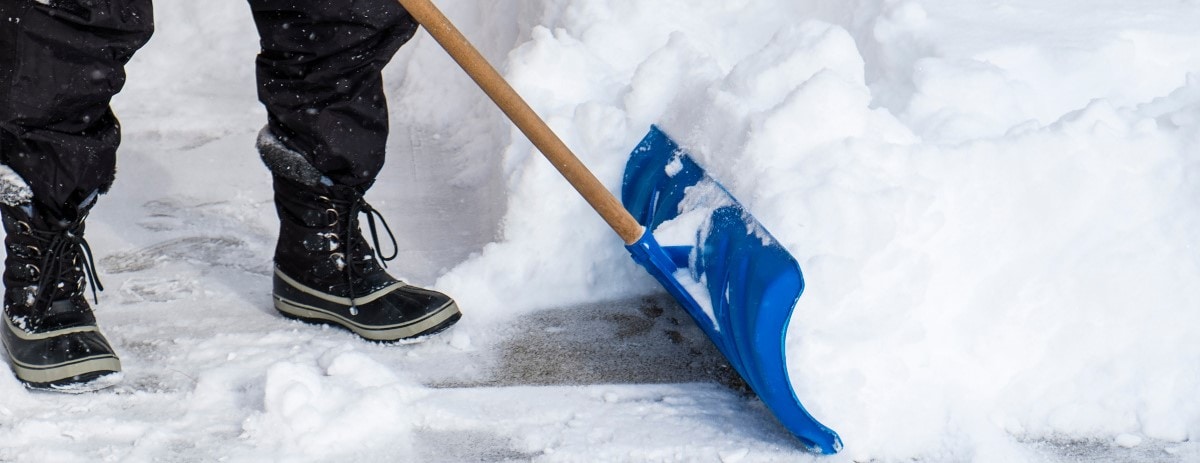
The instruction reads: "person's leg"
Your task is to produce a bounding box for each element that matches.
[0,0,153,389]
[249,0,416,188]
[0,0,153,218]
[249,0,460,341]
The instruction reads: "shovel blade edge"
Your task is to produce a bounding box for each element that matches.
[622,126,842,454]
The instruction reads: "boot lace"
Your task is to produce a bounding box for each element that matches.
[9,213,104,313]
[320,190,398,314]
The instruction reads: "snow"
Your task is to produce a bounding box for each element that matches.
[1116,434,1145,449]
[0,164,33,207]
[1,0,1199,462]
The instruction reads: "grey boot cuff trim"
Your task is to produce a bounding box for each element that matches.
[0,164,33,207]
[257,126,325,187]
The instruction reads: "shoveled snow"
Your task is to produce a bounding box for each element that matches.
[0,0,1197,462]
[648,177,739,331]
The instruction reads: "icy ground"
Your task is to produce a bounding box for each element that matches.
[3,0,1200,462]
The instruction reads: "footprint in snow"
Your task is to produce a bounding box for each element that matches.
[99,236,267,275]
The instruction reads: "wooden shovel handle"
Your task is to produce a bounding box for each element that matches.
[397,0,645,245]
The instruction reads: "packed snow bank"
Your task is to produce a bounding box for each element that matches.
[430,0,1200,459]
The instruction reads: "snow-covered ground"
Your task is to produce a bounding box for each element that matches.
[2,0,1199,461]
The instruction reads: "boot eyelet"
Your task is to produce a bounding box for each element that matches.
[15,221,31,235]
[24,264,39,280]
[325,208,339,226]
[327,234,341,251]
[24,245,40,258]
[329,252,346,270]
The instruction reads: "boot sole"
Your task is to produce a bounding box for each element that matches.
[8,355,121,390]
[274,295,462,342]
[24,370,123,393]
[3,318,122,390]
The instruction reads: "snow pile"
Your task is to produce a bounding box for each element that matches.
[240,351,426,460]
[430,0,1200,459]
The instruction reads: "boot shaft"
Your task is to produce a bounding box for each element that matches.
[272,175,395,295]
[0,203,99,330]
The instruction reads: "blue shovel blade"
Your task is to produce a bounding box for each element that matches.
[622,126,842,454]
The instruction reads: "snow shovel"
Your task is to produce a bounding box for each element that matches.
[397,0,843,454]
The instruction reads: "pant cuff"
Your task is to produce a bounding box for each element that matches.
[0,164,33,207]
[256,126,325,187]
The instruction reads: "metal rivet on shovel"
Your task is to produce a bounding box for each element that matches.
[397,0,843,454]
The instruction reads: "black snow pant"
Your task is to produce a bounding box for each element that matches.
[0,0,417,220]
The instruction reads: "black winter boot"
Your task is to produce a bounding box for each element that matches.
[0,202,120,390]
[271,175,461,341]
